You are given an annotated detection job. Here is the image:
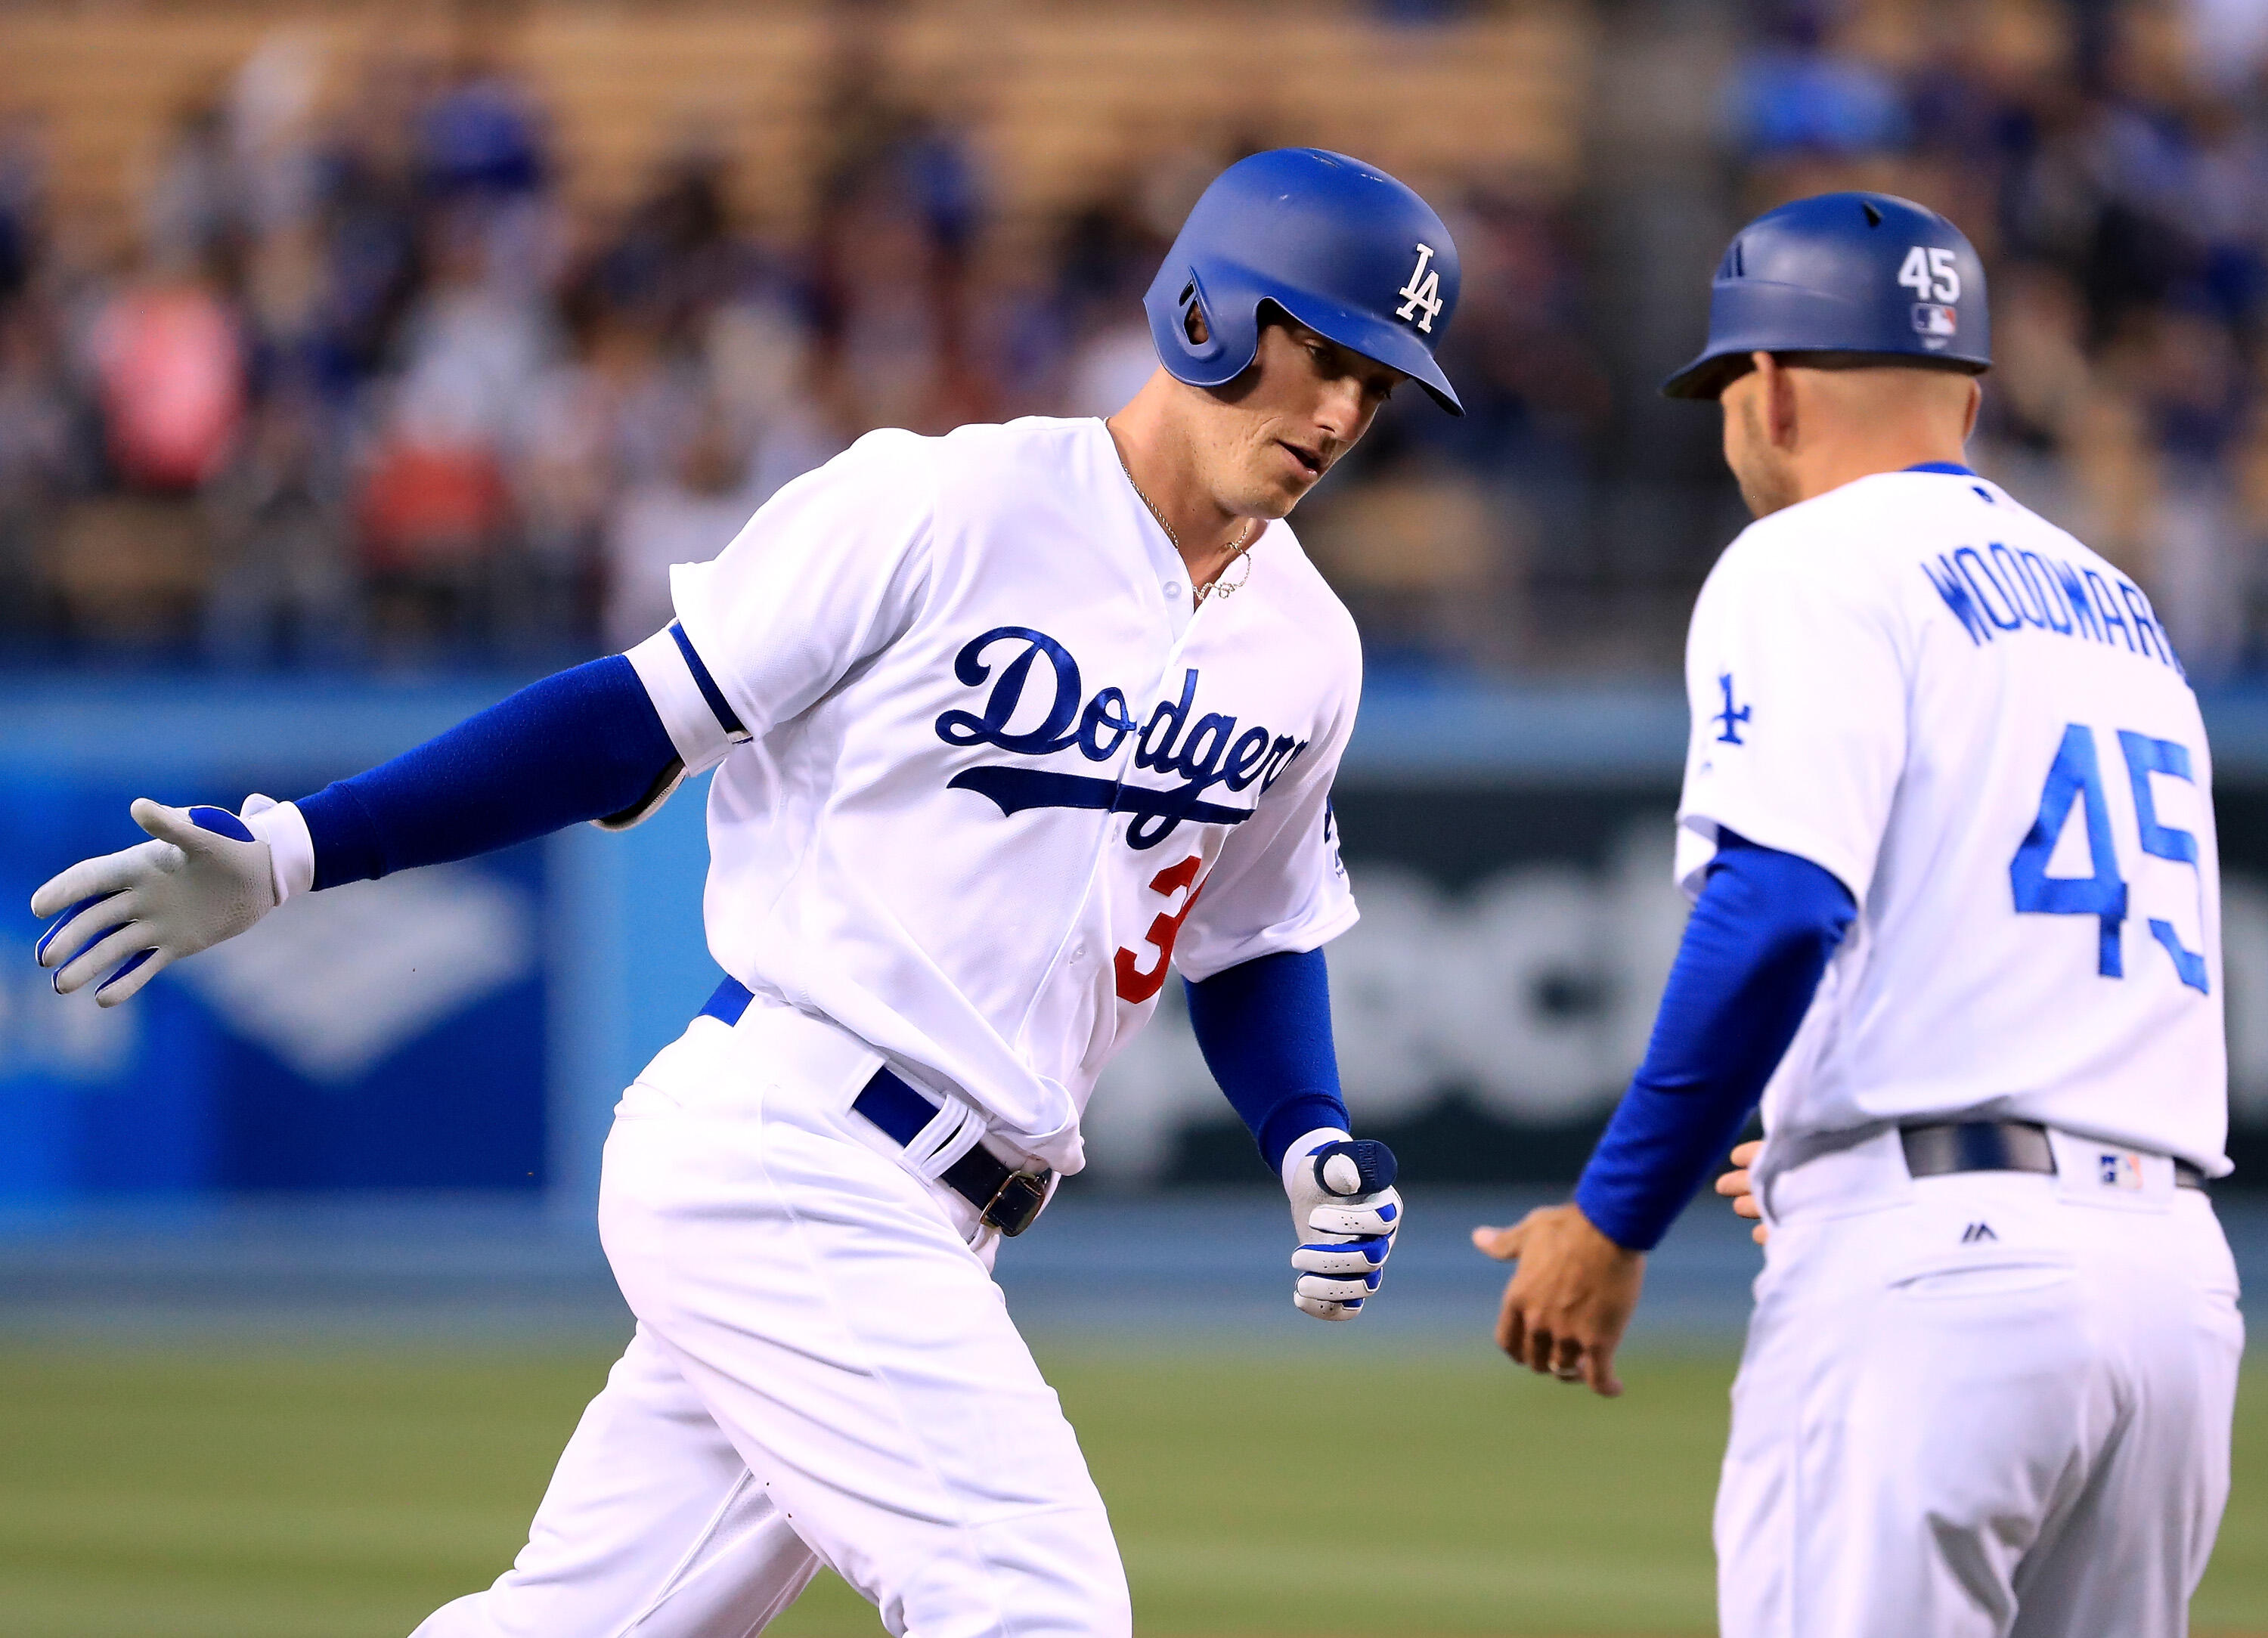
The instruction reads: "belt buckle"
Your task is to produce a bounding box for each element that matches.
[981,1169,1051,1237]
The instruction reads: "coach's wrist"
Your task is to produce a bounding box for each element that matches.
[1570,1174,1662,1256]
[1569,1198,1645,1260]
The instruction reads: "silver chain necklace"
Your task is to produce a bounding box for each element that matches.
[1111,441,1259,606]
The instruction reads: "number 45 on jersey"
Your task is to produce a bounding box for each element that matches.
[2012,723,2210,994]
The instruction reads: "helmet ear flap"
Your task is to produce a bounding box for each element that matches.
[1176,271,1225,362]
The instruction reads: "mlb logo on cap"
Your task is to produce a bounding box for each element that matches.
[1912,302,1958,347]
[2098,1150,2145,1190]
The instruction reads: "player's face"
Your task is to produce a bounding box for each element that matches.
[1200,320,1405,519]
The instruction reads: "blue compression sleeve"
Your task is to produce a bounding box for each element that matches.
[1572,833,1856,1251]
[297,657,680,888]
[1184,948,1351,1171]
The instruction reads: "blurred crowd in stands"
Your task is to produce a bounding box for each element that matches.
[0,18,1604,674]
[0,35,1011,664]
[1730,0,2268,681]
[10,0,2268,682]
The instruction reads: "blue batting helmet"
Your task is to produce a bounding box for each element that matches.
[1662,191,1991,400]
[1144,148,1464,414]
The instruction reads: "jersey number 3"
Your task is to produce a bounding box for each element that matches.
[1115,855,1207,1005]
[2010,723,2209,993]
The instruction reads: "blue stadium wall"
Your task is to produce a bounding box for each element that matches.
[6,676,2268,1206]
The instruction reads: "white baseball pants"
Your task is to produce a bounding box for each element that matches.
[413,1005,1131,1638]
[1718,1128,2243,1638]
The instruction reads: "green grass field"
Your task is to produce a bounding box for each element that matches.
[0,1344,2257,1636]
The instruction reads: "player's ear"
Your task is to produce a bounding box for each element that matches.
[1962,375,1982,444]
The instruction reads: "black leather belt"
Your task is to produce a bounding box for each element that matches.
[1901,1119,2205,1191]
[699,977,1053,1236]
[848,1066,1053,1237]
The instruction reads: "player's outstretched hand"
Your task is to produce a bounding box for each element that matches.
[1471,1204,1644,1398]
[1282,1131,1402,1321]
[1715,1141,1768,1245]
[32,799,278,1006]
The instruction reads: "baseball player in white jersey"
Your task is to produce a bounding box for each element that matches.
[1476,193,2241,1636]
[28,149,1467,1634]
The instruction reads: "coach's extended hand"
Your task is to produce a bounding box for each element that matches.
[33,799,278,1005]
[1472,1204,1644,1398]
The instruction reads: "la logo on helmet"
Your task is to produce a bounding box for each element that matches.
[1396,243,1444,333]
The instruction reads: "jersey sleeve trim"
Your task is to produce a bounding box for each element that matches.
[1677,808,1873,909]
[624,624,745,774]
[670,621,748,738]
[665,429,942,745]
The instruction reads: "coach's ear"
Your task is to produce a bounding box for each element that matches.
[1755,353,1799,453]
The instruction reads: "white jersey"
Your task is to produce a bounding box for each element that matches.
[623,417,1359,1174]
[1675,466,2227,1181]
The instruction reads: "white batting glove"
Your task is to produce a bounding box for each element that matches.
[1281,1127,1402,1321]
[32,798,283,1005]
